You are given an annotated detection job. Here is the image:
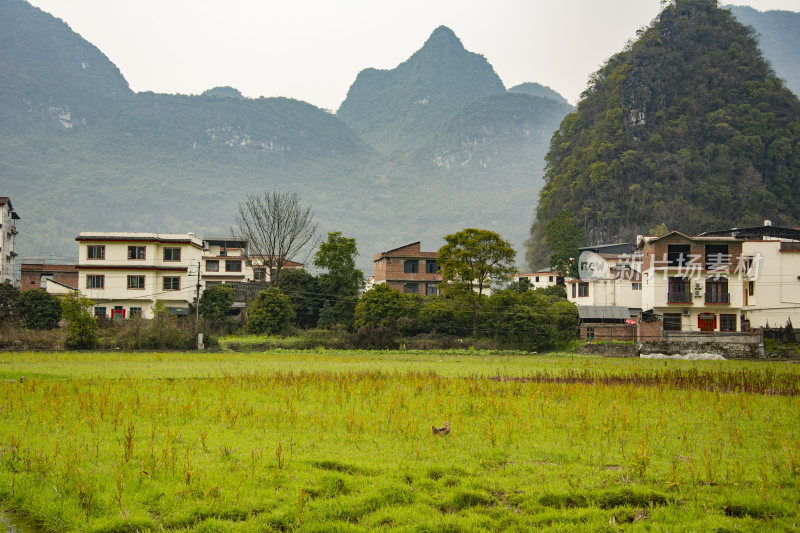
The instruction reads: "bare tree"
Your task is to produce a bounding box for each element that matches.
[233,191,319,287]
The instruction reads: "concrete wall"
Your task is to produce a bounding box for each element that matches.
[741,240,800,328]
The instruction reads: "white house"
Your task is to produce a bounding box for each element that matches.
[0,197,20,286]
[637,232,747,333]
[511,268,560,290]
[567,243,642,316]
[76,232,204,319]
[201,235,304,287]
[698,224,800,329]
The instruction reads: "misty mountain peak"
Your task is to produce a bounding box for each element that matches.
[421,25,464,51]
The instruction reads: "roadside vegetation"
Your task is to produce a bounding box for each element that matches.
[0,351,797,531]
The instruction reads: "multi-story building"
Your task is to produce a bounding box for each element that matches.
[76,232,204,319]
[0,197,20,286]
[200,235,304,286]
[638,231,746,333]
[699,224,800,329]
[372,242,442,296]
[511,268,560,289]
[567,243,642,316]
[201,236,250,286]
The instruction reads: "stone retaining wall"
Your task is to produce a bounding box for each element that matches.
[578,343,638,357]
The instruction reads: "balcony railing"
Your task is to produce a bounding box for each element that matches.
[667,291,692,303]
[705,292,730,304]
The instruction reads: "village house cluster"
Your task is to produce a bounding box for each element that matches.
[563,223,800,342]
[3,193,799,344]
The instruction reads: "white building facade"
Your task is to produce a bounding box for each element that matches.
[0,197,20,286]
[76,232,204,319]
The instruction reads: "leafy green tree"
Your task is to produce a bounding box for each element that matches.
[246,288,295,335]
[509,277,532,294]
[417,294,472,336]
[546,211,585,278]
[438,228,516,336]
[61,292,97,349]
[483,289,578,349]
[198,284,235,321]
[18,289,61,329]
[535,285,568,301]
[313,232,363,329]
[355,284,419,332]
[278,269,321,329]
[0,282,20,325]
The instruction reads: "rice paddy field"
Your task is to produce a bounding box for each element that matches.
[0,350,798,532]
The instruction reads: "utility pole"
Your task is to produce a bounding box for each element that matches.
[194,259,203,349]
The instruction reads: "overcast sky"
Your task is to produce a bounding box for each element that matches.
[27,0,799,110]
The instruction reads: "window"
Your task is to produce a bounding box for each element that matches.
[253,267,267,281]
[86,275,104,289]
[578,282,589,297]
[663,313,682,331]
[163,277,180,291]
[404,260,419,274]
[226,260,242,272]
[426,283,439,296]
[127,275,145,289]
[535,276,540,283]
[748,281,755,296]
[163,247,181,261]
[403,282,419,294]
[720,314,737,332]
[705,278,730,304]
[586,327,595,341]
[668,277,691,303]
[549,276,554,282]
[94,307,106,319]
[129,307,142,318]
[571,283,577,298]
[632,282,642,290]
[425,260,439,274]
[705,244,730,270]
[206,260,219,272]
[128,246,146,260]
[87,245,105,260]
[667,244,691,267]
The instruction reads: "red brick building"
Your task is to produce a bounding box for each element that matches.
[372,242,442,296]
[20,261,78,292]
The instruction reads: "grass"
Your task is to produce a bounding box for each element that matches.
[0,350,798,531]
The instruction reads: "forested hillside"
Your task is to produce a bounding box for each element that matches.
[526,0,800,268]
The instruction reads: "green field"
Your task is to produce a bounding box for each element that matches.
[0,350,798,532]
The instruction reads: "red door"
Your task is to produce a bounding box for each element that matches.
[698,313,716,332]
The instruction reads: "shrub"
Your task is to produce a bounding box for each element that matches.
[246,288,295,335]
[18,289,61,329]
[0,282,20,325]
[354,324,399,349]
[354,284,419,333]
[198,284,235,321]
[61,292,97,349]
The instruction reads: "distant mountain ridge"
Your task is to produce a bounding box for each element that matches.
[727,5,800,97]
[1,1,572,270]
[337,26,509,155]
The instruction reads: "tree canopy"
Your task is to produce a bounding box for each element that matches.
[438,228,516,336]
[313,232,364,329]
